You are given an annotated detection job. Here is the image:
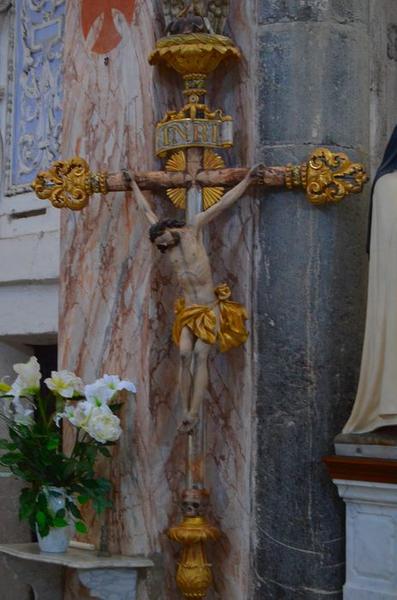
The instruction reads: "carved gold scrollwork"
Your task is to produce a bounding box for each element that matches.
[31,157,108,211]
[285,148,368,205]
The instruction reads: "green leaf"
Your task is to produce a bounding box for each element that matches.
[19,504,33,520]
[93,496,113,514]
[68,503,82,519]
[96,478,111,492]
[0,440,16,450]
[77,495,90,505]
[46,437,60,450]
[55,509,66,519]
[36,511,47,529]
[37,522,50,538]
[53,517,68,528]
[0,452,23,465]
[75,521,88,534]
[37,493,48,512]
[20,487,35,503]
[97,446,112,458]
[12,467,26,478]
[82,479,97,490]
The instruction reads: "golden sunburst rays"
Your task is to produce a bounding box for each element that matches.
[202,149,225,209]
[202,186,224,209]
[203,148,224,170]
[166,150,186,172]
[166,151,187,209]
[166,187,186,209]
[165,149,225,211]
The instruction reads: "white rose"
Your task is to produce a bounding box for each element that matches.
[45,370,84,398]
[84,381,113,407]
[56,400,91,428]
[84,376,136,406]
[83,406,122,444]
[11,356,41,395]
[12,397,34,426]
[102,374,136,398]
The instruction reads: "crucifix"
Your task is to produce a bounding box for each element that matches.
[32,4,368,598]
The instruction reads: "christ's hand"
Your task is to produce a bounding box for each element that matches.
[249,163,265,182]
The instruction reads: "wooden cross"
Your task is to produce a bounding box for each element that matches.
[31,145,367,216]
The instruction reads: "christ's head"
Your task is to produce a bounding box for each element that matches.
[149,219,185,253]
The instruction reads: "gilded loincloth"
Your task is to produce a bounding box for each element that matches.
[172,283,248,353]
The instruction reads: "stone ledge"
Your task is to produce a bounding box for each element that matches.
[0,543,153,570]
[0,543,154,600]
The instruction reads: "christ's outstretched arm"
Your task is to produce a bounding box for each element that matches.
[129,174,159,225]
[192,164,262,229]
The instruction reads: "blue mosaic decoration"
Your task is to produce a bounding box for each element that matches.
[7,0,65,194]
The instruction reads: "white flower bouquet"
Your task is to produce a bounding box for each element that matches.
[0,356,135,541]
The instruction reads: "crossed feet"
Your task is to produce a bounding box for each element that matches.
[178,412,200,434]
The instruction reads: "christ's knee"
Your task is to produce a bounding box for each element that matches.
[180,351,192,371]
[193,341,210,365]
[180,343,193,370]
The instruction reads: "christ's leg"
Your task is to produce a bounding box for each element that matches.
[179,326,194,423]
[179,339,211,433]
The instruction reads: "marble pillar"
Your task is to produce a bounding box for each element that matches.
[60,2,255,599]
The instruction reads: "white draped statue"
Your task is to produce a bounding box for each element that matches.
[344,128,397,433]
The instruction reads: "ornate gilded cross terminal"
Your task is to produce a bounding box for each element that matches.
[31,9,368,600]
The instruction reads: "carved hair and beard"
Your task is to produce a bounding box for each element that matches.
[149,219,185,253]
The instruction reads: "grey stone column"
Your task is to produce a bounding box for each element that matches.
[254,2,370,598]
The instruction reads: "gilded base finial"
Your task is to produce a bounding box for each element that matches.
[168,489,221,599]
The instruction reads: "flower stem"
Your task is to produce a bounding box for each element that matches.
[37,395,48,428]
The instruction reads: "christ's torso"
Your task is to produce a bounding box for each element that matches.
[167,227,215,305]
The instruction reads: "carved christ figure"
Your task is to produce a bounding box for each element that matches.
[130,166,258,432]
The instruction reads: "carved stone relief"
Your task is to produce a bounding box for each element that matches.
[5,0,65,196]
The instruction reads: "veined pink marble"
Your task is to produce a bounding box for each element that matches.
[60,2,256,599]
